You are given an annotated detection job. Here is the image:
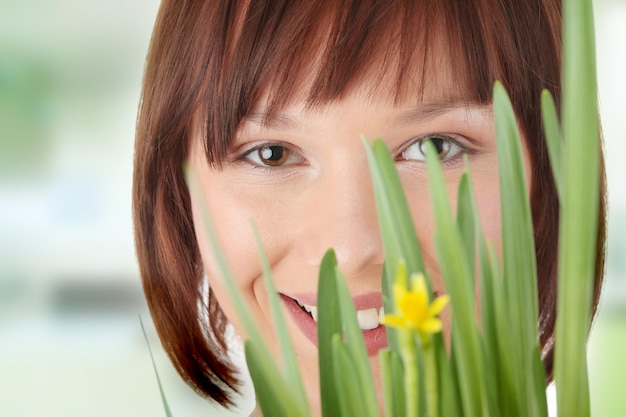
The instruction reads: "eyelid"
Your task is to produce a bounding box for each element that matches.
[234,141,306,168]
[396,133,471,164]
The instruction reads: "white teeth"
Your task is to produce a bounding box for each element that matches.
[296,300,383,331]
[378,307,385,321]
[357,308,380,330]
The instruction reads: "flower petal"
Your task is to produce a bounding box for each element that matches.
[393,282,406,304]
[427,294,450,317]
[420,318,443,334]
[380,314,409,329]
[410,273,427,294]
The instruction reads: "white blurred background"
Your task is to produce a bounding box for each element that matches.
[0,1,624,416]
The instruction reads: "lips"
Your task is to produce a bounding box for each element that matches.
[294,299,384,330]
[280,294,388,356]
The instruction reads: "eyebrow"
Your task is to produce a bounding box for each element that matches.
[243,111,300,130]
[244,98,488,129]
[393,98,489,125]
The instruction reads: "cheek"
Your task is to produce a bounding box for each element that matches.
[473,179,503,249]
[399,162,506,274]
[190,198,257,337]
[189,173,274,339]
[191,188,258,281]
[399,169,503,256]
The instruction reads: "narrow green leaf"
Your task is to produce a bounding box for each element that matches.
[424,141,487,416]
[456,173,475,283]
[541,89,563,201]
[390,349,407,417]
[364,137,430,358]
[455,168,497,417]
[477,239,507,415]
[555,0,599,415]
[363,137,426,285]
[379,349,393,417]
[493,81,539,333]
[531,345,549,417]
[436,344,461,417]
[183,164,265,345]
[252,224,310,415]
[245,341,290,417]
[485,243,519,416]
[493,82,541,416]
[332,334,369,417]
[459,160,515,415]
[317,250,343,417]
[185,166,305,416]
[335,266,381,417]
[380,349,399,417]
[366,139,450,383]
[140,317,173,417]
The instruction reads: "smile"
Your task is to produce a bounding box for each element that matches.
[294,299,384,331]
[281,294,388,356]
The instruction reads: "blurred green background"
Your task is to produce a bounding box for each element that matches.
[0,1,624,416]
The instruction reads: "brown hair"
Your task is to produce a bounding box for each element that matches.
[133,0,606,407]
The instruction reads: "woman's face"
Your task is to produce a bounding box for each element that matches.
[189,73,530,413]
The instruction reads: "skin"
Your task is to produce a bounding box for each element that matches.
[189,71,531,415]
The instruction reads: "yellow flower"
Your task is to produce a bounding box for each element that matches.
[380,272,449,340]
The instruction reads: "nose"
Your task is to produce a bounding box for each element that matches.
[296,158,384,277]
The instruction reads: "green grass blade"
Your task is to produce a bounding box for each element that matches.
[390,350,407,417]
[380,349,406,417]
[436,344,461,417]
[555,0,600,415]
[140,317,173,417]
[317,250,343,417]
[185,165,305,416]
[332,334,369,417]
[479,240,516,415]
[493,81,539,335]
[364,137,429,357]
[363,137,426,284]
[460,159,522,415]
[244,341,290,417]
[424,141,487,416]
[541,90,563,202]
[379,349,393,417]
[183,164,264,345]
[252,224,310,415]
[531,344,549,417]
[455,169,498,417]
[456,173,475,283]
[493,82,543,416]
[334,266,381,417]
[365,139,450,373]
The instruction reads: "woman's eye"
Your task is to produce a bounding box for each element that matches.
[243,144,302,167]
[399,135,464,162]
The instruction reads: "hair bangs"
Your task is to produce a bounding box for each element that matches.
[198,0,502,165]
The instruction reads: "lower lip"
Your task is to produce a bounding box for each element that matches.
[280,295,387,356]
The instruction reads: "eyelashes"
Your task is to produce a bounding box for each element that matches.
[243,144,302,167]
[233,134,470,170]
[397,134,467,163]
[234,142,305,169]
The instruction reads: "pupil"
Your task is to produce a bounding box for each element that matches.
[260,145,287,165]
[421,138,450,159]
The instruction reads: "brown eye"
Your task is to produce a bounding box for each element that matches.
[259,145,289,166]
[400,135,462,162]
[243,144,302,167]
[423,138,451,159]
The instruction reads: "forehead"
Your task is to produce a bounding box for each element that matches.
[248,67,478,132]
[223,1,480,118]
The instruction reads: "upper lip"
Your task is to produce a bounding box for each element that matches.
[283,292,383,310]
